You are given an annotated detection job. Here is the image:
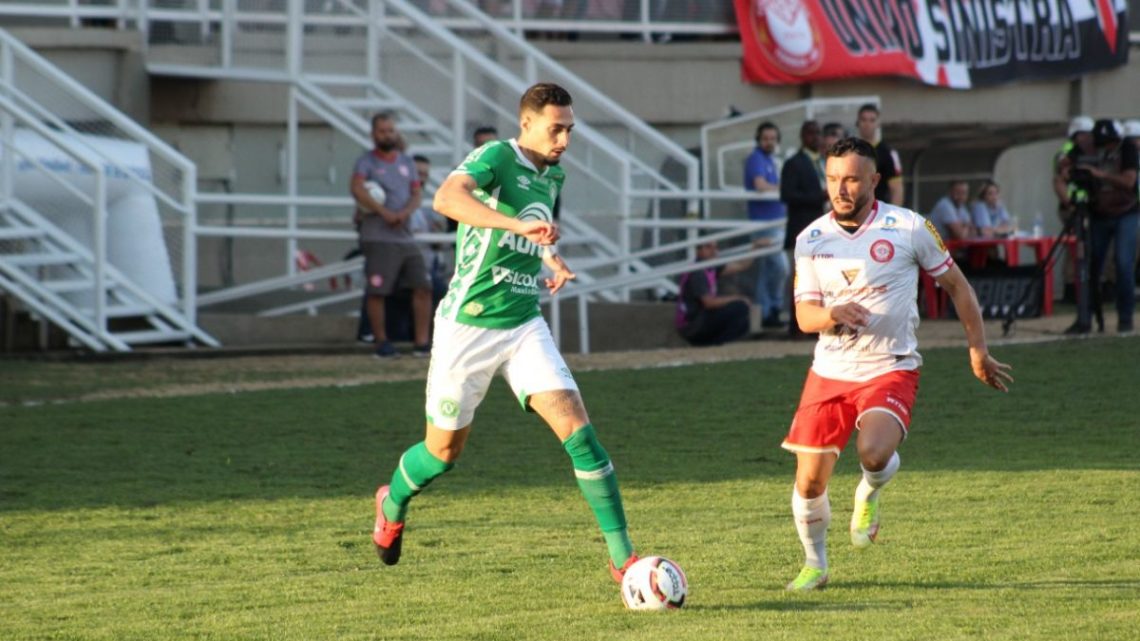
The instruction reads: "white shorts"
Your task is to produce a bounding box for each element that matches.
[424,315,579,430]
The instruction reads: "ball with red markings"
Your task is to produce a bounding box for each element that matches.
[620,556,688,610]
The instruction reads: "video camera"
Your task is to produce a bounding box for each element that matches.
[1068,154,1101,197]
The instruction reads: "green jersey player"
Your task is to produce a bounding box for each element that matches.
[371,83,639,585]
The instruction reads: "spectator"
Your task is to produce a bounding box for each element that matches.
[780,120,827,339]
[820,122,846,157]
[744,121,789,328]
[929,180,975,241]
[819,122,847,212]
[675,240,753,346]
[351,112,433,358]
[855,103,904,206]
[473,125,499,148]
[408,154,451,306]
[1073,119,1139,334]
[970,180,1015,238]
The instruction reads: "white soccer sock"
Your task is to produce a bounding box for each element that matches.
[855,451,900,503]
[792,488,830,570]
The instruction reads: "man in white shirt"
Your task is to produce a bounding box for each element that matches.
[782,138,1013,591]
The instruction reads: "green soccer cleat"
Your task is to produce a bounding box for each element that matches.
[786,566,829,591]
[850,493,881,549]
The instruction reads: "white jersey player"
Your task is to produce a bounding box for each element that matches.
[781,138,1013,592]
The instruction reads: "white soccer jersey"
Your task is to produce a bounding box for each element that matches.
[793,201,954,381]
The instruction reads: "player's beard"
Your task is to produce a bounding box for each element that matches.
[832,191,873,223]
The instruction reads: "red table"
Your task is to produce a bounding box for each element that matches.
[920,235,1077,318]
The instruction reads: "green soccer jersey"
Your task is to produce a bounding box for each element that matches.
[438,139,565,329]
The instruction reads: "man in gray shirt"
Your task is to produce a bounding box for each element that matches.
[928,179,975,241]
[351,113,431,358]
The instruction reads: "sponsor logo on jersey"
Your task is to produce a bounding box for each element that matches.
[870,239,895,263]
[924,218,948,253]
[463,301,484,316]
[841,268,861,285]
[491,266,540,294]
[806,227,823,244]
[881,215,899,232]
[517,175,531,190]
[811,253,834,260]
[497,202,553,257]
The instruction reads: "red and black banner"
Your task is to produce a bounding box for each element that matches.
[734,0,1130,88]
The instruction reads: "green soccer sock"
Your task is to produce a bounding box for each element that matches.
[382,441,454,523]
[562,424,635,566]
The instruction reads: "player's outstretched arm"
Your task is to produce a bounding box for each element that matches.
[936,263,1014,392]
[434,173,556,244]
[542,249,576,295]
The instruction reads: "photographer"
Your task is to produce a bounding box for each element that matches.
[1064,119,1139,334]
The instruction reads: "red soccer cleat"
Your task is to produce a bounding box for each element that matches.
[609,553,639,583]
[372,485,404,566]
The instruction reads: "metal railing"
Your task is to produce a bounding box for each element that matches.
[0,26,214,350]
[0,0,739,40]
[547,216,784,353]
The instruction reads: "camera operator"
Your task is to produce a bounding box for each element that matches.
[1064,119,1139,334]
[1053,116,1095,215]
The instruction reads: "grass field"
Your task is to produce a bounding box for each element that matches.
[2,337,1138,640]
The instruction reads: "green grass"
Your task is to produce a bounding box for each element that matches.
[2,338,1138,640]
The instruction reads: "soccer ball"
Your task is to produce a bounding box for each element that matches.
[364,180,387,205]
[620,556,688,610]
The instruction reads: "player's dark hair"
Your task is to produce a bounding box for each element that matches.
[519,83,572,114]
[412,154,430,164]
[857,103,879,117]
[826,136,877,162]
[822,122,845,138]
[371,111,395,128]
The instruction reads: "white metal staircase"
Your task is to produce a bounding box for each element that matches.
[0,28,218,351]
[137,0,697,304]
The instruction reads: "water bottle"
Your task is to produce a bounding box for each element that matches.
[1032,211,1044,238]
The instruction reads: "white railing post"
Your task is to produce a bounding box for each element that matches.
[0,39,11,208]
[451,51,466,166]
[183,163,198,325]
[221,0,235,69]
[510,0,523,35]
[618,160,632,301]
[639,0,651,43]
[287,0,302,77]
[286,85,299,277]
[577,295,589,354]
[197,0,210,40]
[137,0,150,54]
[93,165,108,340]
[367,0,381,85]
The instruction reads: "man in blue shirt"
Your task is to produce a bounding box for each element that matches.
[744,121,789,328]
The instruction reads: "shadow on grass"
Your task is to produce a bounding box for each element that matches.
[686,600,911,613]
[1,340,1138,512]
